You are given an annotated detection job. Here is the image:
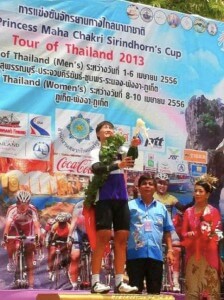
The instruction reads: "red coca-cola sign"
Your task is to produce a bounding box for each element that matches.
[56,156,92,174]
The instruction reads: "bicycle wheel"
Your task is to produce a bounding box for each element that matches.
[14,250,28,288]
[78,253,90,290]
[51,253,61,289]
[104,252,114,286]
[84,253,91,288]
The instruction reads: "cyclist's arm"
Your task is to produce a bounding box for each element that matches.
[3,218,12,237]
[47,223,58,244]
[174,201,186,212]
[33,220,41,240]
[31,208,41,242]
[68,214,78,236]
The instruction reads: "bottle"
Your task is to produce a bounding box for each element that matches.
[127,146,138,160]
[127,137,139,160]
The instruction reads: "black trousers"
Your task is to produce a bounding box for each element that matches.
[126,257,163,294]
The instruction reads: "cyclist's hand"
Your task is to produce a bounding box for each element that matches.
[1,240,6,248]
[4,234,8,243]
[67,236,74,248]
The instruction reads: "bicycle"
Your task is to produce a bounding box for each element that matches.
[7,235,37,289]
[49,240,70,290]
[102,240,114,287]
[77,240,91,290]
[161,244,185,293]
[178,245,186,294]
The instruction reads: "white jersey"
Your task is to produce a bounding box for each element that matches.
[6,203,39,236]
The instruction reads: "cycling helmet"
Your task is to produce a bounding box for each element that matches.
[66,213,72,222]
[55,212,68,223]
[155,173,169,181]
[16,190,31,204]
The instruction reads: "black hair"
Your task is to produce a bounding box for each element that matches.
[95,121,114,140]
[138,173,156,187]
[195,180,213,193]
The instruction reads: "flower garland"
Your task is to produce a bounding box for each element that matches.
[84,133,126,208]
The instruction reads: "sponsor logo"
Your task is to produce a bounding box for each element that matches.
[167,13,180,28]
[154,10,166,25]
[30,116,51,137]
[177,163,186,173]
[140,8,153,23]
[33,142,50,159]
[127,4,139,19]
[56,156,92,174]
[193,18,206,33]
[191,164,207,176]
[184,149,207,164]
[149,137,164,148]
[66,113,93,143]
[167,148,180,160]
[0,112,20,128]
[147,153,155,167]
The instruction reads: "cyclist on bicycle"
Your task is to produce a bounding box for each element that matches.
[47,212,71,280]
[67,200,89,290]
[3,190,41,289]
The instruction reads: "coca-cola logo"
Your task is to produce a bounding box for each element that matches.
[56,157,92,174]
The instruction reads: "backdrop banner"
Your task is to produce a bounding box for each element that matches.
[0,0,224,291]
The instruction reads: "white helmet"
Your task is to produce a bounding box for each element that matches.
[55,212,68,223]
[66,213,72,221]
[16,190,31,204]
[155,173,169,181]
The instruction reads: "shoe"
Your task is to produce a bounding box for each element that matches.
[48,271,52,281]
[173,283,181,293]
[91,282,110,294]
[114,282,138,294]
[71,282,78,290]
[7,262,15,272]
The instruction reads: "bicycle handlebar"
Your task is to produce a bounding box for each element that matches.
[7,235,36,241]
[53,240,67,244]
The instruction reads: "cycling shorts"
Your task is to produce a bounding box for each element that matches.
[95,200,130,231]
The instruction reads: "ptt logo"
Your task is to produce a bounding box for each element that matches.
[146,137,164,147]
[169,155,178,159]
[168,148,180,160]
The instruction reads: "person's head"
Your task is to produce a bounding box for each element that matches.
[47,218,55,226]
[55,212,68,226]
[16,190,31,213]
[96,121,114,142]
[194,174,218,204]
[137,174,157,199]
[155,173,169,195]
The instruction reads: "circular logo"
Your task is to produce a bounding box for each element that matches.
[154,10,166,25]
[193,18,207,33]
[181,16,193,30]
[127,4,139,20]
[207,22,218,36]
[33,142,50,159]
[177,163,185,173]
[140,8,153,23]
[69,117,90,140]
[167,13,180,28]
